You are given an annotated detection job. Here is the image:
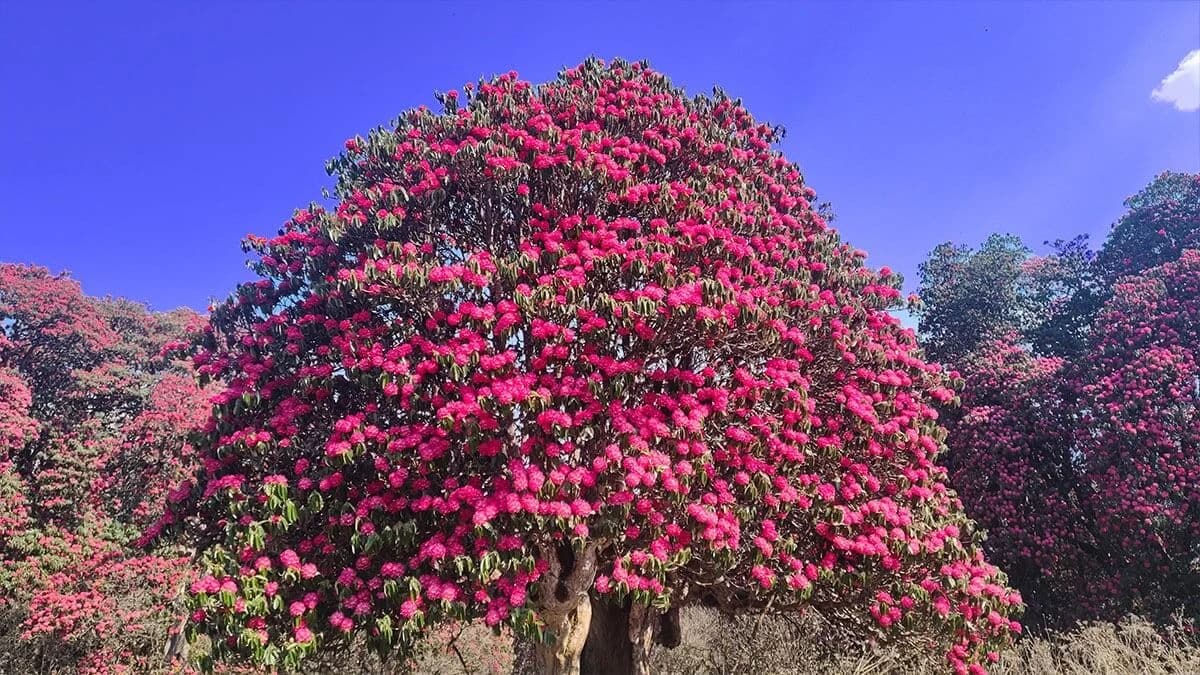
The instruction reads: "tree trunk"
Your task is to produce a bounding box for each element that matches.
[532,542,601,675]
[529,543,679,675]
[580,598,631,674]
[534,594,593,675]
[579,600,656,675]
[628,602,656,675]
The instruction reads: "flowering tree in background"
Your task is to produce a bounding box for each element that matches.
[0,264,208,673]
[941,339,1107,628]
[1077,250,1200,624]
[150,59,1021,674]
[919,172,1199,631]
[1095,172,1200,284]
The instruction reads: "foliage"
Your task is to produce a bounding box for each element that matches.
[914,233,1102,365]
[914,234,1032,365]
[150,59,1020,673]
[1020,235,1102,360]
[941,338,1105,628]
[1076,250,1200,624]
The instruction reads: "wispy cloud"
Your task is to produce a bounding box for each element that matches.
[1151,49,1200,112]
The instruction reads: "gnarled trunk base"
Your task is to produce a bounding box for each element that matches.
[534,594,593,675]
[528,542,681,675]
[580,600,655,675]
[580,598,631,674]
[531,542,601,675]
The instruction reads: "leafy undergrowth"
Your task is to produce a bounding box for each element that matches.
[179,622,515,675]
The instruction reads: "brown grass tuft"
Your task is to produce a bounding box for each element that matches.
[649,609,1199,675]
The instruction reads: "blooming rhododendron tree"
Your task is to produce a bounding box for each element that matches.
[925,174,1199,631]
[942,338,1107,628]
[152,59,1021,674]
[0,264,207,673]
[1077,250,1200,623]
[1095,172,1200,284]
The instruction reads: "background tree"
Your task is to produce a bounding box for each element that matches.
[0,264,208,672]
[941,338,1106,629]
[1095,171,1200,284]
[151,59,1021,675]
[914,234,1031,365]
[918,172,1200,631]
[1076,250,1199,624]
[1021,235,1101,360]
[914,233,1101,365]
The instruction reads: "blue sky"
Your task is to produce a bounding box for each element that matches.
[2,1,1197,312]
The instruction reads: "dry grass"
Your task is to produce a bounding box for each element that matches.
[57,608,1196,673]
[649,609,1200,675]
[987,618,1200,675]
[398,607,1200,673]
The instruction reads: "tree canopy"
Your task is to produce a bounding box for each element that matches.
[149,59,1021,674]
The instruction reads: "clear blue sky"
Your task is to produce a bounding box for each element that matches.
[2,1,1197,311]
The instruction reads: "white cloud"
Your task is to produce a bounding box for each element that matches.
[1151,49,1200,112]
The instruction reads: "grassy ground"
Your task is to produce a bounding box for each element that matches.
[403,609,1199,674]
[649,609,1200,674]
